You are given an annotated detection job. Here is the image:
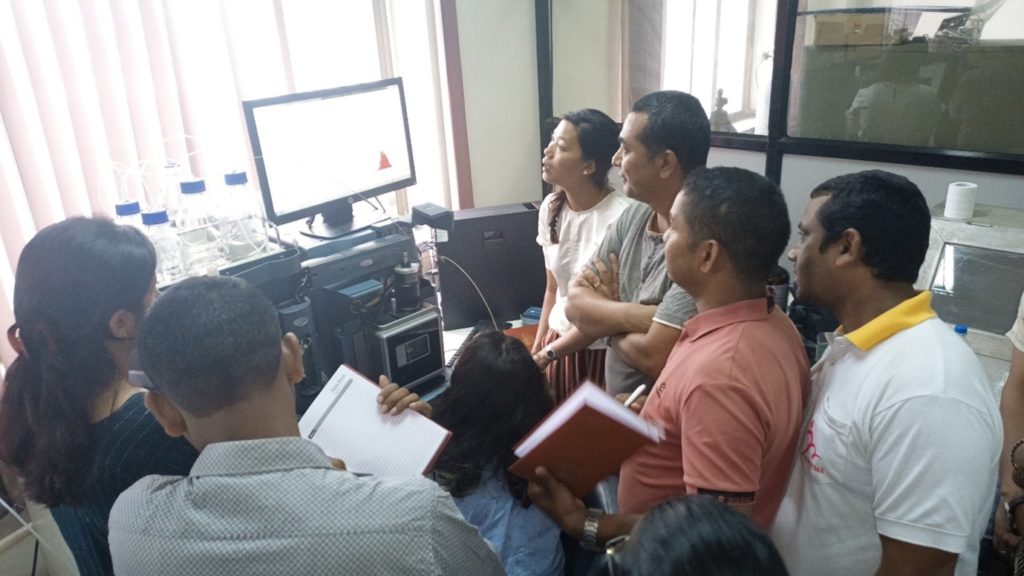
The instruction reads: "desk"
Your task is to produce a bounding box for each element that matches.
[416,322,537,403]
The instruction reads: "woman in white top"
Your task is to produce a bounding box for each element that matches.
[531,109,631,401]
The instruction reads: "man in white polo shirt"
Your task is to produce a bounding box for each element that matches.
[771,170,1001,576]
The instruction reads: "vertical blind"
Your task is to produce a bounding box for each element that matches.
[0,0,459,370]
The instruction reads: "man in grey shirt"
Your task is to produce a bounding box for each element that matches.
[109,276,504,576]
[565,91,708,395]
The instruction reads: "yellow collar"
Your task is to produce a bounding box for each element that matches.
[843,291,936,351]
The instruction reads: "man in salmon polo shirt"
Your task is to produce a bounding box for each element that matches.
[771,170,1001,576]
[529,167,809,550]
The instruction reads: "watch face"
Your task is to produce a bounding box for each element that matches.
[546,347,556,360]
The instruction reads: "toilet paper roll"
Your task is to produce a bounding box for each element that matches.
[943,182,978,220]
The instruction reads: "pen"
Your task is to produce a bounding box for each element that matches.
[624,384,646,408]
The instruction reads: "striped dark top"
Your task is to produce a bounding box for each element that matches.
[50,392,198,576]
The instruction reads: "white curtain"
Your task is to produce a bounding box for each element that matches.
[0,0,458,370]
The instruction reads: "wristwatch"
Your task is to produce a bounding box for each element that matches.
[544,345,557,361]
[580,508,604,552]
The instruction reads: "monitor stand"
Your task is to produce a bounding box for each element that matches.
[301,202,389,240]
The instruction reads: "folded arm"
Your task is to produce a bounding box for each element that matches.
[610,321,680,382]
[565,261,655,338]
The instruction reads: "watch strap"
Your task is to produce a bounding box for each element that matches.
[580,507,604,552]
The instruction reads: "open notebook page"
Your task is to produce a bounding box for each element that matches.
[298,364,450,477]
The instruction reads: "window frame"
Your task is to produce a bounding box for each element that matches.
[535,0,1024,181]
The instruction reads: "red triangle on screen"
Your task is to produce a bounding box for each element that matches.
[379,151,392,170]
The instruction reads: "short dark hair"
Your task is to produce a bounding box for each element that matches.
[615,495,790,576]
[563,108,620,188]
[632,90,710,173]
[810,170,930,283]
[139,276,283,417]
[431,330,553,505]
[681,167,790,283]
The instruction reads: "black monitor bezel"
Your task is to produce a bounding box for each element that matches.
[242,77,417,228]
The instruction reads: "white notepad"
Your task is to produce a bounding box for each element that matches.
[298,364,451,477]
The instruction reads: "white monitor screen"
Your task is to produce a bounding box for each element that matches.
[244,79,415,226]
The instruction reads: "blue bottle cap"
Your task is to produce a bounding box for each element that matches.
[115,200,141,216]
[141,210,169,226]
[954,323,968,336]
[224,172,248,185]
[179,179,207,194]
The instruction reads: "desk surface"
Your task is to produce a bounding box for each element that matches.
[418,322,535,403]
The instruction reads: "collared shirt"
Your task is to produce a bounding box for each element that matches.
[772,292,1001,576]
[452,470,564,576]
[109,436,505,576]
[618,297,809,529]
[591,202,697,394]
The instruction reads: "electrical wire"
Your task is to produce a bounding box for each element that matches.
[0,496,79,575]
[438,255,498,331]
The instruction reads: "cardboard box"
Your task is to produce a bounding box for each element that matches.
[814,13,887,46]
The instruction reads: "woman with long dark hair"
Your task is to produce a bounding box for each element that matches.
[432,330,561,576]
[0,218,197,576]
[532,108,631,401]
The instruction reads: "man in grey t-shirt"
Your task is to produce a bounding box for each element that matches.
[564,91,708,395]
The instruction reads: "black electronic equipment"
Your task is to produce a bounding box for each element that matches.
[276,298,321,414]
[367,305,444,390]
[221,248,326,414]
[412,202,454,231]
[436,202,546,330]
[302,232,443,390]
[242,77,416,239]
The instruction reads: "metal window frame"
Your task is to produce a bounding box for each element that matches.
[535,0,1024,184]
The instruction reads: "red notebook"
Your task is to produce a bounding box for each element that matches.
[509,382,663,496]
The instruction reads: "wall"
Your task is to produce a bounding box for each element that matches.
[778,154,1024,270]
[455,0,541,208]
[461,2,1023,212]
[552,0,620,118]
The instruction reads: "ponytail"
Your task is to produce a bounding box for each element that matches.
[547,189,567,244]
[0,218,155,507]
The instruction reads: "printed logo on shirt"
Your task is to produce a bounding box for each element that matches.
[800,418,824,474]
[656,381,667,398]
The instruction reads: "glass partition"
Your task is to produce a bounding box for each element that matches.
[787,0,1024,154]
[931,243,1024,334]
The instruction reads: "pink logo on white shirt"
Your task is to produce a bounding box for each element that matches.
[801,418,825,474]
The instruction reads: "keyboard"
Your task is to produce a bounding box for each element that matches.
[445,323,487,368]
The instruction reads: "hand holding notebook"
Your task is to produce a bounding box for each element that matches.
[298,364,450,477]
[509,382,664,497]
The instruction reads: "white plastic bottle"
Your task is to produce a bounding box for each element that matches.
[160,162,185,221]
[220,171,268,261]
[176,178,224,276]
[114,200,144,230]
[142,210,186,285]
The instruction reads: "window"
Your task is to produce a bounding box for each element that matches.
[787,0,1024,153]
[0,1,457,370]
[662,0,778,134]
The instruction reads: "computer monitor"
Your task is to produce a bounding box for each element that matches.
[243,78,416,239]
